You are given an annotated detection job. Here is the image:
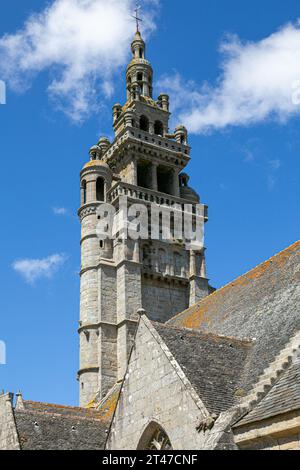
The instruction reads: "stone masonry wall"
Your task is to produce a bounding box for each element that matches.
[142,278,188,323]
[239,433,300,450]
[100,324,118,397]
[0,393,20,450]
[98,264,117,324]
[107,317,208,450]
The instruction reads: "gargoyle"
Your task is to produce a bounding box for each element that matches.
[196,414,218,433]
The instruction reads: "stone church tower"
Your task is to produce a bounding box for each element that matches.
[78,30,210,407]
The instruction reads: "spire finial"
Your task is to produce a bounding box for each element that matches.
[132,3,142,33]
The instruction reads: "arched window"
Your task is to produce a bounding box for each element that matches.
[96,177,105,202]
[137,422,172,450]
[139,48,143,59]
[82,180,87,205]
[154,120,164,136]
[137,72,143,82]
[140,115,149,132]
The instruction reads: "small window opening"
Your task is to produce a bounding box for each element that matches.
[82,180,87,205]
[96,177,105,202]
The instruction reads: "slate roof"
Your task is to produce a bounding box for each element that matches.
[168,241,300,392]
[235,361,300,427]
[14,400,110,450]
[153,322,252,414]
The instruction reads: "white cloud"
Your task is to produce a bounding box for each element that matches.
[0,0,159,121]
[53,207,68,216]
[267,158,282,190]
[158,21,300,133]
[269,159,282,172]
[12,254,67,284]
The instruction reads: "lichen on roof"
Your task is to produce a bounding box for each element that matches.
[168,240,300,331]
[167,240,300,393]
[95,382,122,422]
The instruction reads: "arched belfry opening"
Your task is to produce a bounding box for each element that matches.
[154,120,163,136]
[137,422,172,450]
[140,115,149,132]
[137,160,152,189]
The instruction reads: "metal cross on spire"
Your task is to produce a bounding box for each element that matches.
[132,3,142,32]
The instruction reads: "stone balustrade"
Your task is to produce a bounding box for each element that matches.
[108,181,208,220]
[103,127,190,162]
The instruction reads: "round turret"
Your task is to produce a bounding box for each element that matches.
[89,144,101,160]
[80,159,113,206]
[112,103,122,124]
[175,125,188,145]
[126,31,153,99]
[158,94,170,112]
[124,110,135,127]
[131,31,145,58]
[98,137,111,155]
[179,173,200,203]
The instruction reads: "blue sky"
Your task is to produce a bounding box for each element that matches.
[0,0,299,406]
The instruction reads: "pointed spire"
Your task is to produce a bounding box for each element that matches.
[125,4,153,100]
[131,30,145,59]
[15,391,25,410]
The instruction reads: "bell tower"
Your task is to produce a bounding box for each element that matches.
[78,29,211,407]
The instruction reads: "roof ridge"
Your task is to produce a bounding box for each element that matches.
[235,361,300,428]
[154,321,252,347]
[23,400,98,413]
[168,240,300,324]
[15,408,104,422]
